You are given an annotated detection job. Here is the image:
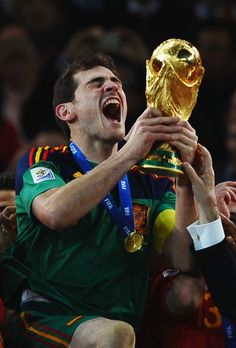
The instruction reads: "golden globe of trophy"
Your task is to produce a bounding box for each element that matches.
[138,38,205,176]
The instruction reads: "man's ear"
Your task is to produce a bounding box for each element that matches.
[55,103,76,122]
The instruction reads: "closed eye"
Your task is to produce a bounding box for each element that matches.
[111,76,122,87]
[87,76,122,89]
[87,77,104,88]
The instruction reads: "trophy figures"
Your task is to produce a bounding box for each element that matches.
[138,38,205,176]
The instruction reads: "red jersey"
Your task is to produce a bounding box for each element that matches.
[137,270,226,348]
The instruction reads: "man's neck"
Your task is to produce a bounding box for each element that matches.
[70,138,119,163]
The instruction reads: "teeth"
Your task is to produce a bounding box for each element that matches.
[104,99,119,107]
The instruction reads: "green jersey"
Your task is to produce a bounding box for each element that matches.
[2,145,176,330]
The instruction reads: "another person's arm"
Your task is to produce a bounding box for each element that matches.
[150,124,207,316]
[184,144,236,320]
[162,120,200,274]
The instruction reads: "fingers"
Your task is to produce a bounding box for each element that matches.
[196,144,213,168]
[226,236,236,256]
[9,214,17,230]
[169,136,197,163]
[0,208,17,232]
[217,201,231,219]
[216,181,236,189]
[133,108,198,146]
[127,108,200,162]
[2,206,16,218]
[182,144,215,181]
[127,107,182,137]
[182,162,196,181]
[215,181,236,217]
[215,181,236,190]
[182,161,202,188]
[128,109,188,147]
[182,159,216,212]
[216,190,231,205]
[182,162,204,191]
[215,182,236,200]
[225,188,236,203]
[167,120,198,163]
[221,213,236,239]
[136,107,183,125]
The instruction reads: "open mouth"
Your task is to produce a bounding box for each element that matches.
[102,99,121,122]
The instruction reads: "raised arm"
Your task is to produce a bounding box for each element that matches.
[183,144,236,320]
[162,120,199,273]
[32,109,183,230]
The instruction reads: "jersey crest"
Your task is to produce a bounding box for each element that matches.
[133,204,149,234]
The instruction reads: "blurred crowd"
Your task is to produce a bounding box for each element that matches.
[0,0,236,182]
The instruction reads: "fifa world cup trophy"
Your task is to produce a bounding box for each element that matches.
[138,38,205,176]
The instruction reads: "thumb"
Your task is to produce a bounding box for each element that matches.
[182,162,198,183]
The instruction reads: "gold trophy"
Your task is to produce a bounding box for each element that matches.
[138,38,205,176]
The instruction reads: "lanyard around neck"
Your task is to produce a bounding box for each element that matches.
[69,141,135,236]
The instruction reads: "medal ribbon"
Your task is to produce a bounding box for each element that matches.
[69,141,135,236]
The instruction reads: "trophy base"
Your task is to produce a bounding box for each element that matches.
[138,147,184,177]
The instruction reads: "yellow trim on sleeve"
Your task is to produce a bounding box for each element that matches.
[152,209,176,254]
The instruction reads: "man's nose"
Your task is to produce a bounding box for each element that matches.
[103,80,118,92]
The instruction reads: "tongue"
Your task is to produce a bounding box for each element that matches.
[103,103,119,119]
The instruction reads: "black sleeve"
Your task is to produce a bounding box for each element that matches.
[196,239,236,321]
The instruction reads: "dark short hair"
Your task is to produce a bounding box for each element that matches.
[53,52,119,139]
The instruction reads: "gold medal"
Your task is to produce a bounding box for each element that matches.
[124,231,144,253]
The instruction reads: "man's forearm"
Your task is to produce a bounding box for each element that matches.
[163,181,199,273]
[32,146,137,229]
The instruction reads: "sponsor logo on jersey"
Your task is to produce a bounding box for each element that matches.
[30,167,55,183]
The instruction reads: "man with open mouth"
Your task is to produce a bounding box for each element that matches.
[1,52,200,348]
